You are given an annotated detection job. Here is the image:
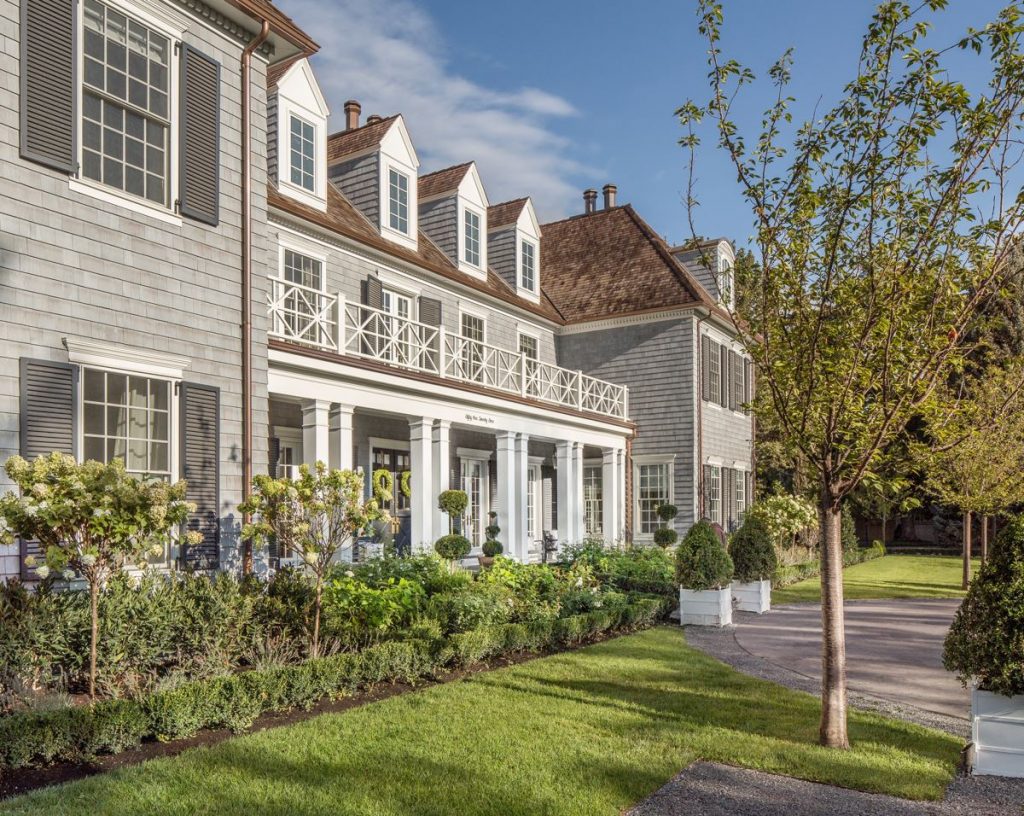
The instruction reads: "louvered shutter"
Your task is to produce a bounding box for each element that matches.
[719,345,729,407]
[179,45,221,225]
[729,352,740,411]
[361,276,383,357]
[702,464,712,520]
[701,337,711,402]
[180,382,220,570]
[419,296,442,373]
[20,0,77,172]
[744,358,753,413]
[19,359,78,580]
[544,465,556,535]
[268,436,280,478]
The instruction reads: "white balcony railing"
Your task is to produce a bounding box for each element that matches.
[267,285,629,420]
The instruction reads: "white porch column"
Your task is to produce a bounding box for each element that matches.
[555,440,573,544]
[514,433,530,562]
[602,447,620,544]
[301,399,330,466]
[495,431,517,559]
[432,420,451,539]
[408,418,434,552]
[329,405,354,471]
[572,442,585,542]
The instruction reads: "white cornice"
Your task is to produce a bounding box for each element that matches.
[557,308,695,335]
[63,338,191,380]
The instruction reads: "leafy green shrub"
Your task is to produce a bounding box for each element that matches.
[729,517,778,583]
[841,509,859,552]
[675,520,734,590]
[321,573,424,648]
[435,535,472,562]
[944,516,1024,697]
[482,539,503,557]
[350,554,467,597]
[426,587,510,634]
[656,504,678,523]
[437,490,469,520]
[653,528,678,547]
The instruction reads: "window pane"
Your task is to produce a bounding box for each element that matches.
[288,115,316,192]
[84,435,105,462]
[389,169,409,233]
[84,369,105,402]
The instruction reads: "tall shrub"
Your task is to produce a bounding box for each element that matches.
[729,516,777,583]
[675,520,733,590]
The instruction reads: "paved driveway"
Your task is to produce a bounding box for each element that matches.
[734,599,969,719]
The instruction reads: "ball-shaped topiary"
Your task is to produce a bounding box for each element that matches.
[656,504,679,523]
[438,490,469,519]
[944,515,1024,697]
[675,520,734,590]
[653,527,678,548]
[729,516,778,583]
[435,534,472,562]
[482,539,504,557]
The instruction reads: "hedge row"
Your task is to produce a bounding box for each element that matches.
[0,595,667,770]
[771,541,887,589]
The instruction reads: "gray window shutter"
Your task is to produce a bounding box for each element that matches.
[730,351,742,411]
[180,382,220,570]
[544,465,556,534]
[362,275,383,309]
[20,0,77,172]
[701,337,711,401]
[744,359,753,413]
[268,436,280,477]
[419,296,442,372]
[701,464,712,520]
[361,276,384,357]
[179,44,221,226]
[19,358,78,580]
[719,345,729,407]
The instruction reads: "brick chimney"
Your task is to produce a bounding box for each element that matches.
[344,100,361,131]
[602,183,617,209]
[583,189,597,214]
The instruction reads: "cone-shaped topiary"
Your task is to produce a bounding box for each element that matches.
[676,519,734,590]
[434,534,472,562]
[944,515,1024,697]
[729,516,778,583]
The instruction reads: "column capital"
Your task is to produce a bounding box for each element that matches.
[301,398,331,418]
[329,404,355,418]
[408,416,434,440]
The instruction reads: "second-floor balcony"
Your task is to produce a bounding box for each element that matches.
[267,279,629,420]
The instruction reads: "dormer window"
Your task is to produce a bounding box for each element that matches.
[389,168,409,234]
[718,258,734,308]
[464,209,481,267]
[520,240,537,292]
[289,115,316,192]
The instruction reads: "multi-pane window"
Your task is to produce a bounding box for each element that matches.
[461,458,486,546]
[708,341,722,404]
[82,0,170,205]
[519,333,539,395]
[520,240,537,291]
[637,462,670,535]
[280,250,323,342]
[706,466,721,524]
[283,249,322,289]
[526,465,540,546]
[518,334,538,360]
[735,469,746,520]
[381,289,413,364]
[461,313,485,382]
[583,465,603,537]
[289,115,316,192]
[83,368,171,480]
[388,168,409,234]
[464,209,481,267]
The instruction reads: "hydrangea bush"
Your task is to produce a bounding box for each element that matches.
[745,492,819,548]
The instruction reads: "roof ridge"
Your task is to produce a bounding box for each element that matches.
[420,161,473,179]
[326,113,399,143]
[539,205,627,228]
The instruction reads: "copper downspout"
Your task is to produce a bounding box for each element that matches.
[240,20,271,575]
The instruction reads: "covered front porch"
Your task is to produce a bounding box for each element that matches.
[267,348,630,563]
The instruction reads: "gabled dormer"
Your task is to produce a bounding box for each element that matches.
[671,238,736,310]
[488,198,541,302]
[268,57,330,212]
[418,162,489,279]
[327,104,419,251]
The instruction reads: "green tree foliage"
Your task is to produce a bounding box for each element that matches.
[729,517,778,583]
[675,520,734,590]
[0,453,197,698]
[678,0,1024,747]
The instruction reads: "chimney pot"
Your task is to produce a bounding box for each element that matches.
[366,114,383,125]
[583,188,598,214]
[344,100,361,131]
[602,183,617,209]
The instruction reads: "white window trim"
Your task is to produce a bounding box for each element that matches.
[278,237,328,290]
[457,201,487,278]
[72,0,184,221]
[381,162,418,249]
[376,268,423,300]
[459,454,490,550]
[63,336,190,380]
[458,303,488,343]
[278,104,327,211]
[456,447,491,461]
[517,236,540,301]
[632,455,675,542]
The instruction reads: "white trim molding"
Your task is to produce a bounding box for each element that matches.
[63,337,190,379]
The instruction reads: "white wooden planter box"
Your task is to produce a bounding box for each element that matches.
[972,687,1024,778]
[732,579,771,614]
[679,586,732,627]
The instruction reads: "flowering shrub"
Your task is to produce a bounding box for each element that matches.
[745,492,819,548]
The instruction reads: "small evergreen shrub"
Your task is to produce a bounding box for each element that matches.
[730,516,778,583]
[841,508,859,552]
[653,527,678,548]
[656,504,678,523]
[675,520,734,590]
[437,490,469,520]
[426,588,510,634]
[944,515,1024,697]
[482,539,503,557]
[434,534,472,562]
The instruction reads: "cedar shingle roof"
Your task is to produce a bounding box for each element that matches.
[540,206,714,323]
[326,116,400,163]
[419,163,472,200]
[268,183,565,322]
[487,198,528,230]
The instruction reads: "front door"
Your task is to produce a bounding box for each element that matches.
[527,463,542,557]
[460,458,488,547]
[372,446,411,553]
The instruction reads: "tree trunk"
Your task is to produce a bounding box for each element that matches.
[962,511,972,590]
[981,515,989,564]
[89,579,99,700]
[312,574,323,659]
[818,492,849,749]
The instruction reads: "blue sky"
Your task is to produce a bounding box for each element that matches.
[280,0,1012,246]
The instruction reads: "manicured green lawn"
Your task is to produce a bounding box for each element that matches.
[773,554,977,605]
[1,627,960,815]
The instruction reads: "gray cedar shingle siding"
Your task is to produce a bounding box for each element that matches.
[329,152,380,226]
[266,89,278,184]
[418,195,457,263]
[0,1,269,576]
[488,227,516,290]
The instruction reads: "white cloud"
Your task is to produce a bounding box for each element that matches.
[276,0,591,219]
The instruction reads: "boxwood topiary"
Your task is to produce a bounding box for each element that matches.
[675,520,734,590]
[438,490,469,520]
[482,539,503,557]
[653,527,678,548]
[944,515,1024,697]
[729,516,778,583]
[434,534,472,562]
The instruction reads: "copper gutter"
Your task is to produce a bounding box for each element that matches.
[240,20,270,575]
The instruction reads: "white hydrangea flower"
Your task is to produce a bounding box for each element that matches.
[35,565,50,579]
[344,570,355,578]
[62,569,75,581]
[80,553,97,567]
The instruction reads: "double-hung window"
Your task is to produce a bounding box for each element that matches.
[583,465,603,537]
[519,333,539,395]
[708,341,721,404]
[461,313,486,383]
[388,169,409,234]
[289,115,316,192]
[464,209,481,267]
[520,240,537,292]
[706,466,721,523]
[82,0,171,206]
[735,469,746,521]
[381,288,413,365]
[637,462,670,536]
[279,249,324,345]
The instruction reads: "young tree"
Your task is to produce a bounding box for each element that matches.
[0,453,198,698]
[241,463,385,658]
[679,1,1024,747]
